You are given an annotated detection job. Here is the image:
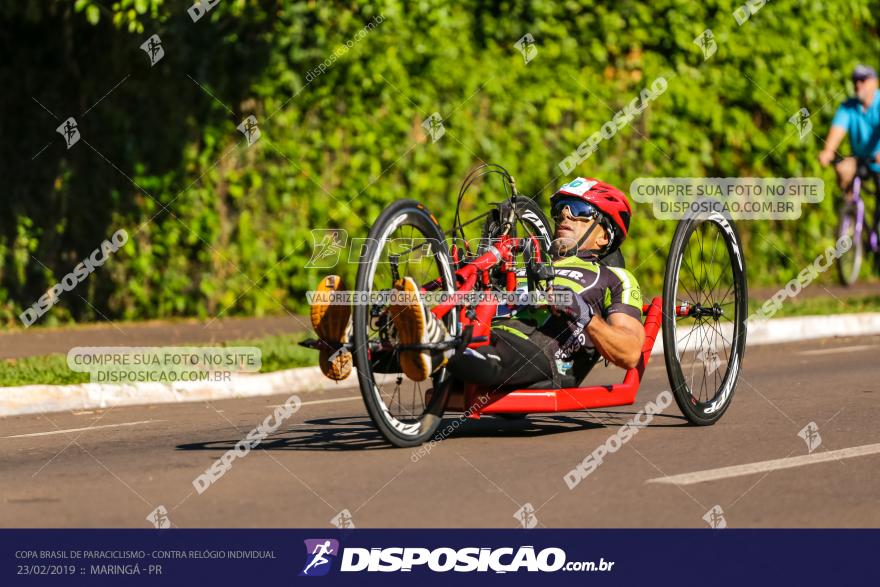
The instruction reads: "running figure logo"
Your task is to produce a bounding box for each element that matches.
[139,34,165,66]
[798,421,822,453]
[305,229,348,269]
[330,509,356,529]
[145,505,172,529]
[693,29,717,61]
[300,539,339,577]
[696,339,722,375]
[56,117,80,149]
[514,33,538,64]
[237,115,261,146]
[789,108,812,140]
[513,503,538,529]
[702,505,727,529]
[421,112,445,143]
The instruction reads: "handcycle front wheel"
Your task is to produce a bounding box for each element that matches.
[353,199,458,447]
[662,200,748,425]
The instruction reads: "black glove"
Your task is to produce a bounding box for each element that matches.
[549,287,594,327]
[524,240,554,291]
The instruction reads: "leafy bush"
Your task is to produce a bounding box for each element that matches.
[3,0,879,324]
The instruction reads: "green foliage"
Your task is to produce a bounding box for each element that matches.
[0,354,88,387]
[4,0,880,324]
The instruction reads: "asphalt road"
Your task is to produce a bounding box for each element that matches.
[1,335,878,528]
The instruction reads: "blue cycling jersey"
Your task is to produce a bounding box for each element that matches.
[831,92,880,172]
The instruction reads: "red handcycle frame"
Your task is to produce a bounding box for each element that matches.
[426,234,672,418]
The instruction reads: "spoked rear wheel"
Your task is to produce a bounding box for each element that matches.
[353,199,458,447]
[836,200,863,286]
[662,201,748,425]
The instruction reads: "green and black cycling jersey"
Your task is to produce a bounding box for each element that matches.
[492,252,642,382]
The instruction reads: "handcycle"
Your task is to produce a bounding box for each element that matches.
[834,156,880,285]
[303,164,748,447]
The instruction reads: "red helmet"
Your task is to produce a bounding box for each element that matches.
[551,177,632,251]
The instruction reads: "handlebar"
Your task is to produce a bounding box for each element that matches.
[831,156,878,181]
[831,156,876,165]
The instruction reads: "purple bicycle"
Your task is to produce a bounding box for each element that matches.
[835,157,880,286]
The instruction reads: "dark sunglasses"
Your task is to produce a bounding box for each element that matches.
[551,198,599,221]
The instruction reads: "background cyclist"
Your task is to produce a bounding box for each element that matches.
[818,64,880,196]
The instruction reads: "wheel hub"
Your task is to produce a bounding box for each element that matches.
[690,302,724,319]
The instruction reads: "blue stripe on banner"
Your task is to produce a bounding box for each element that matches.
[2,529,878,585]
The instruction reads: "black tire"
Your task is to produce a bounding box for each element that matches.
[480,195,553,251]
[512,196,554,253]
[353,199,458,447]
[662,201,748,425]
[836,201,863,286]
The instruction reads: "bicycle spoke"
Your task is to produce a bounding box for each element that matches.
[690,320,708,389]
[678,250,702,303]
[703,319,733,350]
[677,319,701,356]
[698,224,707,295]
[704,228,721,304]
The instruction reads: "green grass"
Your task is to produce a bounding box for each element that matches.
[3,295,880,387]
[0,354,87,387]
[0,332,318,388]
[237,332,317,373]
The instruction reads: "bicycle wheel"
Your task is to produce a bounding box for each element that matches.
[353,199,458,447]
[836,200,863,286]
[662,201,748,425]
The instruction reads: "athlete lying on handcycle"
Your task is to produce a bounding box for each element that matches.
[311,177,644,391]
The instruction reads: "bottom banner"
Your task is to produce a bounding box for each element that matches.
[3,529,877,585]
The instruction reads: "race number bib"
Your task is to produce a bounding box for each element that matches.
[559,177,598,196]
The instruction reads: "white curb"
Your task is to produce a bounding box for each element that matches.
[650,312,880,355]
[0,367,361,418]
[2,312,879,418]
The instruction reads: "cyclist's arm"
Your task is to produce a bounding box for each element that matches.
[588,266,644,369]
[820,104,852,165]
[819,126,847,166]
[587,312,644,370]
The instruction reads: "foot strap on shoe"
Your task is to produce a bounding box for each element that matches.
[298,339,352,352]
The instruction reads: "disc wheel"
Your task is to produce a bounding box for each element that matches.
[353,199,458,447]
[662,201,748,425]
[836,200,863,286]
